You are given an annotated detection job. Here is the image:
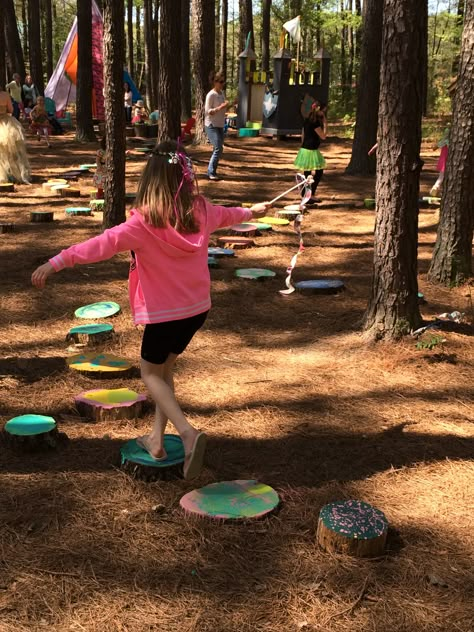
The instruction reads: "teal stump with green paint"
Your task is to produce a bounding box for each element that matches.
[120,435,185,481]
[2,414,68,451]
[316,500,389,557]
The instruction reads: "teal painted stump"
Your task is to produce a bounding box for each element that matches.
[235,268,276,280]
[120,435,185,480]
[74,302,120,319]
[2,414,68,451]
[66,322,114,345]
[316,500,389,557]
[180,480,280,521]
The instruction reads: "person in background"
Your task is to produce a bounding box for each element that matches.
[6,74,23,120]
[132,100,149,124]
[23,75,39,110]
[430,126,449,197]
[294,102,327,204]
[204,71,228,181]
[31,139,272,480]
[0,86,31,183]
[30,96,53,148]
[124,82,133,123]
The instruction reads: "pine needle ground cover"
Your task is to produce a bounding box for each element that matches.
[0,130,473,632]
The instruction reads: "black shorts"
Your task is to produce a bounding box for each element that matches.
[140,311,208,365]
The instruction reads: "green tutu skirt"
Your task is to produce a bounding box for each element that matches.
[294,148,326,171]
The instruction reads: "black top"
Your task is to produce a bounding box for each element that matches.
[302,119,322,151]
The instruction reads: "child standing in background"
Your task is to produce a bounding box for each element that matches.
[294,103,327,204]
[30,96,52,148]
[32,140,271,480]
[132,100,149,124]
[430,126,449,197]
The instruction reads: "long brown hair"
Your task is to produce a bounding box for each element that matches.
[134,140,199,233]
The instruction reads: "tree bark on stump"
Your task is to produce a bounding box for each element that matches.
[0,223,14,233]
[30,211,54,222]
[76,399,146,423]
[317,515,388,558]
[2,427,68,451]
[364,0,426,340]
[428,1,474,286]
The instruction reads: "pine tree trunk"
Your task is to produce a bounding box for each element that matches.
[76,0,96,142]
[192,0,215,143]
[152,0,160,107]
[215,0,220,68]
[345,0,383,175]
[261,0,271,72]
[102,0,126,229]
[346,0,354,108]
[136,4,142,85]
[354,0,362,57]
[0,5,6,87]
[157,0,181,141]
[28,1,44,94]
[428,1,474,286]
[22,0,29,61]
[340,0,347,109]
[364,0,426,340]
[127,0,134,77]
[44,0,53,79]
[144,0,154,110]
[316,1,322,50]
[181,0,192,119]
[4,0,26,80]
[239,0,254,52]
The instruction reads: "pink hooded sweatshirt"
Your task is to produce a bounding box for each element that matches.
[49,197,252,325]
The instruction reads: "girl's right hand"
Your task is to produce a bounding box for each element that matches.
[32,262,55,288]
[250,202,272,218]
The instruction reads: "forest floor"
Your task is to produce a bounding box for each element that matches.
[0,125,473,632]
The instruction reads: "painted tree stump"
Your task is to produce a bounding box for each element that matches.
[2,414,68,451]
[208,247,235,257]
[80,164,97,170]
[0,223,14,233]
[294,279,345,295]
[316,500,389,558]
[66,323,114,345]
[180,480,280,521]
[74,301,120,319]
[217,236,255,249]
[67,352,133,378]
[89,189,99,199]
[235,268,276,280]
[0,183,15,193]
[250,222,272,232]
[75,388,147,422]
[62,170,84,179]
[65,207,93,217]
[120,435,185,481]
[231,223,259,237]
[278,207,301,218]
[60,187,81,198]
[51,184,70,194]
[258,216,290,226]
[30,211,54,223]
[364,198,376,210]
[208,256,218,268]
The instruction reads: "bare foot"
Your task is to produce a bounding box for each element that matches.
[136,435,167,460]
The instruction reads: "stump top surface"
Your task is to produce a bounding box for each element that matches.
[282,205,302,212]
[76,388,146,408]
[5,414,56,436]
[208,256,218,267]
[319,500,388,539]
[120,435,185,467]
[74,301,120,319]
[180,480,279,520]
[235,268,276,280]
[67,352,132,373]
[80,164,97,169]
[258,216,290,226]
[295,279,345,291]
[69,323,114,335]
[230,223,259,233]
[249,223,272,230]
[208,247,235,257]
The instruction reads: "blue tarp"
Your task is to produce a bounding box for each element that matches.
[123,70,141,104]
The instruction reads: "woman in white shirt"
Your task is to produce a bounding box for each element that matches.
[204,72,228,180]
[124,82,133,123]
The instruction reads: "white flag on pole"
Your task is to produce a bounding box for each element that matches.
[283,15,301,43]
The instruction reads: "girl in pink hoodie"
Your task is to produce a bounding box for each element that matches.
[32,140,271,479]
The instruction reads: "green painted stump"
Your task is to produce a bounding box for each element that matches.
[2,414,68,451]
[120,435,185,481]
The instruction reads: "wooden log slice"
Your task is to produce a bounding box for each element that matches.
[30,211,54,223]
[294,279,345,295]
[90,199,105,211]
[67,352,134,379]
[51,184,70,194]
[208,247,235,257]
[60,187,81,198]
[120,435,185,481]
[0,223,14,233]
[0,183,15,193]
[230,223,259,237]
[216,236,255,249]
[316,500,388,558]
[75,388,147,422]
[66,323,114,346]
[2,414,68,451]
[65,207,93,216]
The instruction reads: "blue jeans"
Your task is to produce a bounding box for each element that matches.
[12,100,20,120]
[205,125,224,176]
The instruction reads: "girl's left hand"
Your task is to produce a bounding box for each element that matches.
[32,262,55,288]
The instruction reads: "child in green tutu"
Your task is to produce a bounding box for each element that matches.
[294,102,328,204]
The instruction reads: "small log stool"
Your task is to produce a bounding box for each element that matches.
[60,187,81,198]
[120,435,185,481]
[65,207,92,217]
[75,388,147,422]
[90,199,105,211]
[2,414,68,451]
[66,323,114,346]
[67,352,133,378]
[30,211,54,223]
[317,500,389,558]
[0,183,15,193]
[217,236,255,249]
[0,223,14,233]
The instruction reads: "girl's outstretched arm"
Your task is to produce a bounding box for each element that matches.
[31,215,143,288]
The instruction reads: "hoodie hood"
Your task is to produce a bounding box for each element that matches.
[130,206,207,258]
